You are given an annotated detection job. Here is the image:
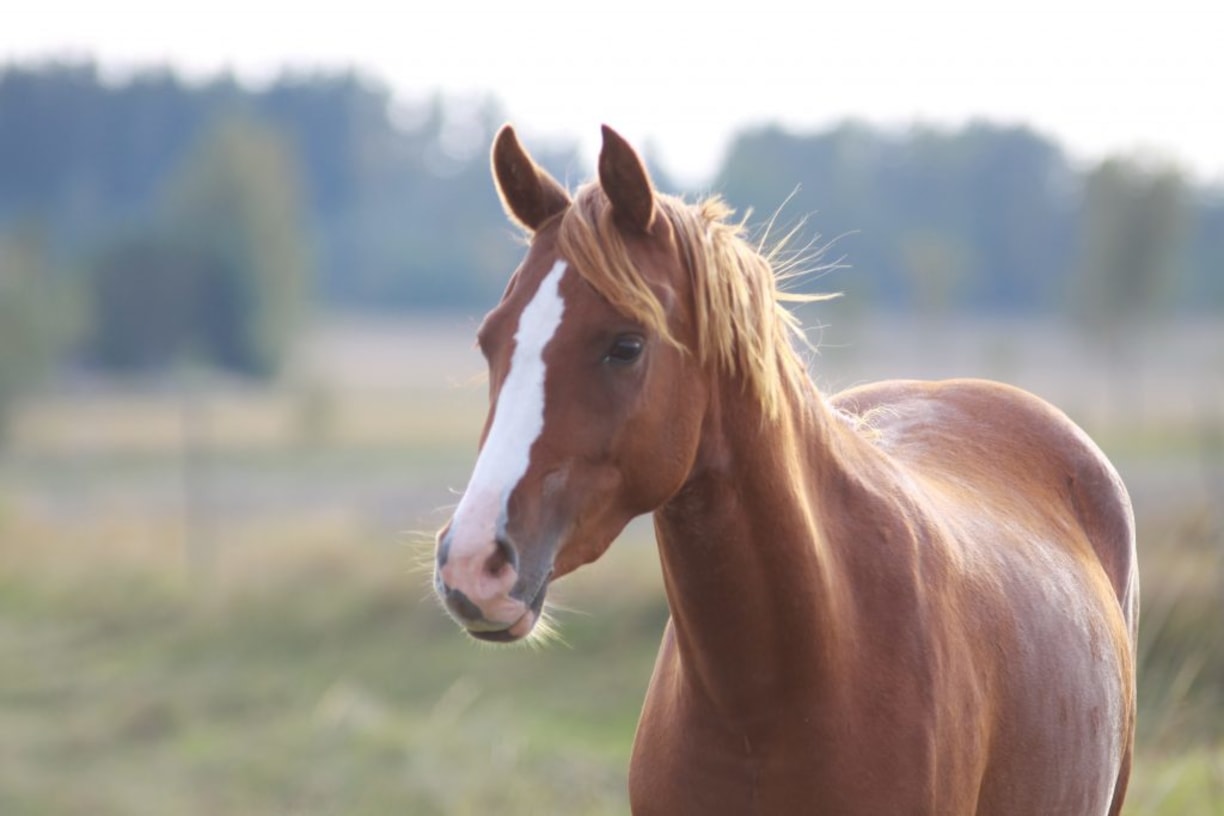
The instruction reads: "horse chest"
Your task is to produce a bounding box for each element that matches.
[628,625,921,815]
[627,587,1126,816]
[629,702,927,816]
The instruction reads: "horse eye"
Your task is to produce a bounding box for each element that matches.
[605,335,645,365]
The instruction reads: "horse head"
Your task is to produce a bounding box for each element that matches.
[433,125,707,642]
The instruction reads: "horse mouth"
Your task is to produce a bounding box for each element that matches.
[466,578,550,643]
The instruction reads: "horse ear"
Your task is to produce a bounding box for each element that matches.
[598,124,655,232]
[491,125,571,232]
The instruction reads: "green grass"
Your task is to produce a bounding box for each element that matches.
[1,359,1221,813]
[0,514,667,815]
[1127,747,1224,815]
[1,506,1220,814]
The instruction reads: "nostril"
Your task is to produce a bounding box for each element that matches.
[486,535,518,577]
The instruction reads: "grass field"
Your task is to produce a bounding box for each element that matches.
[1,315,1221,814]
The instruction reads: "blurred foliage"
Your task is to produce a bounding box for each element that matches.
[716,121,1079,310]
[0,59,1220,397]
[717,122,1220,316]
[3,61,1222,327]
[1073,158,1189,339]
[0,227,71,442]
[86,116,310,376]
[86,236,203,370]
[897,229,971,319]
[1190,195,1224,308]
[165,116,309,376]
[0,63,579,315]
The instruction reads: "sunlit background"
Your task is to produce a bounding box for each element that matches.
[1,3,1221,813]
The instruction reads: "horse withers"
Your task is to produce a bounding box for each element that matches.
[433,124,1138,815]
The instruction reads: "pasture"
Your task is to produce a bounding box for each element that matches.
[1,314,1221,814]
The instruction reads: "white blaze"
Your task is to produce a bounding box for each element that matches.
[449,260,568,555]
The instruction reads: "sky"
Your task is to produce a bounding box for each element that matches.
[3,1,1222,186]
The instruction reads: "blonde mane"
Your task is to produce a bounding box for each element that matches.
[555,183,820,419]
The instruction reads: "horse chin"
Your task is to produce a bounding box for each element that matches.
[465,578,550,643]
[467,610,535,643]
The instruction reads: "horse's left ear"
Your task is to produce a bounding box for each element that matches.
[492,124,572,232]
[598,124,655,233]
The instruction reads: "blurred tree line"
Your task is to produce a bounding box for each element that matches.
[0,61,1221,435]
[716,122,1220,318]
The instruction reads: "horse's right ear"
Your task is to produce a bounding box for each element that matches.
[492,125,571,232]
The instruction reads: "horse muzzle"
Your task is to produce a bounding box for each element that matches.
[434,525,551,642]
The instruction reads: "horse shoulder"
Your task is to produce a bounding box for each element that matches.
[829,379,1136,811]
[830,378,1134,612]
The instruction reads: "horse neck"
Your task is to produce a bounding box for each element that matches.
[653,371,859,715]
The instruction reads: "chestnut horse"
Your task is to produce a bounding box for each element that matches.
[434,125,1138,815]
